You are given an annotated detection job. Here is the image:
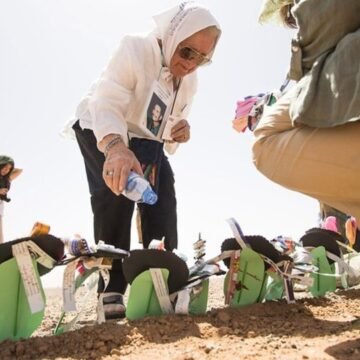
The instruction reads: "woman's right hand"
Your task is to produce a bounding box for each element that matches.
[102,142,143,196]
[0,188,8,195]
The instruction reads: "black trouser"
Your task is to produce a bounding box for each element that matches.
[73,121,178,294]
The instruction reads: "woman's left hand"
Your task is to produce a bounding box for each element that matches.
[171,119,191,143]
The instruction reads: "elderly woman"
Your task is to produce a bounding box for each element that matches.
[253,1,360,225]
[67,2,221,319]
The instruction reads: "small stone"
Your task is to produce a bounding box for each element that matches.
[94,340,105,349]
[217,311,231,323]
[85,342,93,350]
[204,344,216,354]
[15,343,25,357]
[218,326,231,336]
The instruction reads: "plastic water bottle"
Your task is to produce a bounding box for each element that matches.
[62,236,93,256]
[122,171,158,205]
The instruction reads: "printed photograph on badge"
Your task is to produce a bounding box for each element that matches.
[146,93,167,136]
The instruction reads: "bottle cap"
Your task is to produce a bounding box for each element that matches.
[141,188,158,205]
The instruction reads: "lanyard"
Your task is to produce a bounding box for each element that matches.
[157,66,182,117]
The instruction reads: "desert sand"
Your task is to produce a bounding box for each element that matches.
[1,275,360,360]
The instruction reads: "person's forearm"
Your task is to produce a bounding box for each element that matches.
[98,134,126,156]
[9,168,23,181]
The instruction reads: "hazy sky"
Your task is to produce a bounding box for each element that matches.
[1,0,319,287]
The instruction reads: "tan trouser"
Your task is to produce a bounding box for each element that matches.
[252,88,360,222]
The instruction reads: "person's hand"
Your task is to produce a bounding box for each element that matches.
[170,119,191,143]
[0,188,8,195]
[102,142,143,196]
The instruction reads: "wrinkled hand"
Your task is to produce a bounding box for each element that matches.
[103,143,143,195]
[170,119,191,143]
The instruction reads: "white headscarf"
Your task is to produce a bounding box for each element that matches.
[152,1,221,67]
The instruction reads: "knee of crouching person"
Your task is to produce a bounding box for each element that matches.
[251,137,277,183]
[251,137,265,172]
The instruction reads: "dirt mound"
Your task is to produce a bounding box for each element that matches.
[1,276,360,360]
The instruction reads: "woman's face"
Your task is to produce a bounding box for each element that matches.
[170,29,218,78]
[0,164,12,176]
[152,104,162,123]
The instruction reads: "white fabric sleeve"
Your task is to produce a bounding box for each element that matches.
[88,36,136,146]
[164,96,195,155]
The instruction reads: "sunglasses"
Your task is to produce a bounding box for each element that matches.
[178,46,212,66]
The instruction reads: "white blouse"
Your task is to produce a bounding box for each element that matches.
[67,33,198,155]
[0,201,4,217]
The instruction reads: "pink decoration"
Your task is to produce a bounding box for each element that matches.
[235,97,259,119]
[232,117,248,133]
[322,216,338,233]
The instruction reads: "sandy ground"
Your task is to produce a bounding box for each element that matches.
[1,275,360,360]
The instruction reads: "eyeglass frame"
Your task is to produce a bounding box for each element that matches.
[178,45,212,66]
